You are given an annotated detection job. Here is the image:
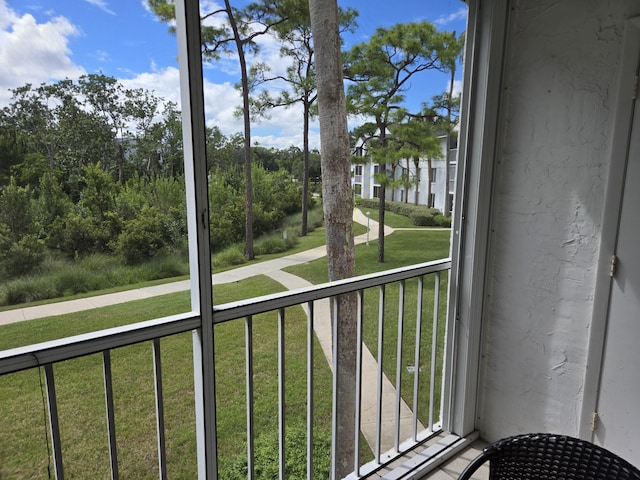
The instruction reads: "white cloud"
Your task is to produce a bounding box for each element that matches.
[120,66,317,149]
[0,1,85,105]
[433,7,467,26]
[0,0,316,150]
[452,79,463,98]
[84,0,116,16]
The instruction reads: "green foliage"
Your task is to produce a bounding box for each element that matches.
[34,171,72,231]
[48,208,117,256]
[0,252,189,307]
[0,177,34,240]
[220,425,331,480]
[0,230,45,277]
[254,229,299,255]
[434,214,452,228]
[252,166,301,233]
[211,245,247,269]
[114,205,173,265]
[208,166,302,253]
[208,169,246,251]
[410,212,438,226]
[358,198,451,227]
[3,275,58,305]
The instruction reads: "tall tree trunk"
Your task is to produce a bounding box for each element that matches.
[414,156,420,205]
[443,68,455,217]
[308,0,357,477]
[225,0,254,259]
[377,129,387,263]
[426,157,432,207]
[404,158,411,203]
[301,99,310,236]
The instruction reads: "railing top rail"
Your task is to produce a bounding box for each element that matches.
[213,258,451,323]
[0,312,201,375]
[0,258,450,376]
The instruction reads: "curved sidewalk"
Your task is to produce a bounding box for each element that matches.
[0,209,391,325]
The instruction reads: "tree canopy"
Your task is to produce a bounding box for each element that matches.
[345,22,463,262]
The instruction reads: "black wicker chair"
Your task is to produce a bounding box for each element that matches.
[458,433,640,480]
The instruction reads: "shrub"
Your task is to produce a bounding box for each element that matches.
[3,276,58,305]
[410,212,437,226]
[211,245,246,269]
[434,214,452,227]
[48,209,118,256]
[254,230,298,255]
[51,265,102,295]
[359,198,443,226]
[307,205,324,229]
[114,206,172,265]
[0,234,46,276]
[131,254,188,281]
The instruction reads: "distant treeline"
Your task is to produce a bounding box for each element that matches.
[0,75,320,280]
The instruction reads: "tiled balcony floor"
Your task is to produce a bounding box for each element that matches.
[420,441,489,480]
[366,438,489,480]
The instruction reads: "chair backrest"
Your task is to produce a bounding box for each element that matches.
[458,433,640,480]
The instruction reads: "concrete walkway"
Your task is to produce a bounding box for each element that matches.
[0,208,423,454]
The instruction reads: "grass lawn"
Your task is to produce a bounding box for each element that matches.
[0,226,450,478]
[0,276,333,479]
[358,208,417,228]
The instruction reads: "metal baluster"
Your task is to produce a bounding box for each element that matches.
[278,308,286,480]
[354,290,364,476]
[330,296,339,480]
[102,351,119,480]
[307,302,314,480]
[44,363,64,480]
[375,285,385,463]
[395,280,406,452]
[152,339,167,480]
[412,276,424,441]
[245,316,255,480]
[429,272,441,430]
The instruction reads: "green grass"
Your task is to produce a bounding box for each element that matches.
[0,226,450,478]
[360,208,417,228]
[286,229,451,282]
[0,276,334,479]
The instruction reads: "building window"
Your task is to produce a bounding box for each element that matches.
[354,165,363,176]
[373,185,380,198]
[353,184,362,195]
[430,167,437,183]
[374,164,382,175]
[429,193,436,208]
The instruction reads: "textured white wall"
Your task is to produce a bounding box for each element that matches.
[478,0,640,441]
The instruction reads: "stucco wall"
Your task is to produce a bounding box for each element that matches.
[478,0,640,441]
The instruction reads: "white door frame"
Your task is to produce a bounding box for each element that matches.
[442,0,510,437]
[579,15,640,441]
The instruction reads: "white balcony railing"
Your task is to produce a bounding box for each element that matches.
[0,258,452,479]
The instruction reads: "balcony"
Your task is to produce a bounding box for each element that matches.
[4,1,637,478]
[0,254,486,479]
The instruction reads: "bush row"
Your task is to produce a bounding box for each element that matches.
[357,198,451,227]
[0,205,324,307]
[0,163,310,282]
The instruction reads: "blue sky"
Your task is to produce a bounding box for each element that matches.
[0,0,467,149]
